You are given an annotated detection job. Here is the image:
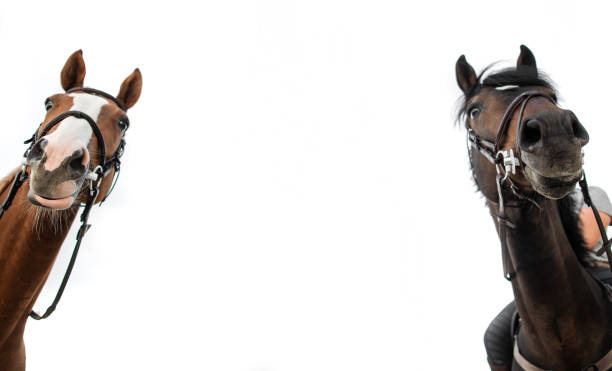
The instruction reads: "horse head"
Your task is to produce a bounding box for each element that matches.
[26,50,142,209]
[456,45,589,200]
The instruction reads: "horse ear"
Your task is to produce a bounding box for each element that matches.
[517,45,537,70]
[61,50,86,91]
[456,55,478,94]
[116,68,142,110]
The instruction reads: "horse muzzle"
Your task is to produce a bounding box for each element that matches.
[517,109,588,199]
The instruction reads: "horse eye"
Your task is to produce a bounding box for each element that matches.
[468,106,481,120]
[117,116,130,132]
[44,99,53,111]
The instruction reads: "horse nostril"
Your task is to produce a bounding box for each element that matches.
[571,116,589,145]
[520,120,542,151]
[67,148,87,176]
[27,139,47,163]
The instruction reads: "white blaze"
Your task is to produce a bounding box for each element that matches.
[43,93,108,171]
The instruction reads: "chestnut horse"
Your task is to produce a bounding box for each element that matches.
[456,46,612,370]
[0,50,141,370]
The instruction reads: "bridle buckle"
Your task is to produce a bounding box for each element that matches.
[497,149,520,176]
[88,165,104,194]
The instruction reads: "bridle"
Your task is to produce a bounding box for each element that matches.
[0,87,128,320]
[467,91,555,198]
[37,87,127,180]
[466,90,612,280]
[468,88,612,371]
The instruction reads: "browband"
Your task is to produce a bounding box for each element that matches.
[67,87,126,111]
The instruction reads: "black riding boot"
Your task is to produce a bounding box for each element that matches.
[484,301,516,371]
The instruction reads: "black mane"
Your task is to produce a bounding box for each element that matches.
[455,65,558,124]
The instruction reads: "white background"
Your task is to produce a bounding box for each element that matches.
[0,1,611,370]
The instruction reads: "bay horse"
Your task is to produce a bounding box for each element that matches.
[456,45,612,370]
[0,50,142,370]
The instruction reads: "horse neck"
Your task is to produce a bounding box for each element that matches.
[0,169,78,352]
[489,198,612,369]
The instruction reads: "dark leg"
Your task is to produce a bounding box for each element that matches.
[484,301,516,371]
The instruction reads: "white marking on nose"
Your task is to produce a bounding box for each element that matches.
[44,94,108,171]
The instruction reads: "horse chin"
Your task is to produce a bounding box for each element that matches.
[523,166,582,200]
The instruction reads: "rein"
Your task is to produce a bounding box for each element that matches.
[0,87,127,320]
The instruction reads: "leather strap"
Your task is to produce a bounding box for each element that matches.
[514,342,546,371]
[67,87,126,111]
[29,185,99,320]
[0,168,27,219]
[514,338,612,370]
[579,175,612,260]
[591,346,612,370]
